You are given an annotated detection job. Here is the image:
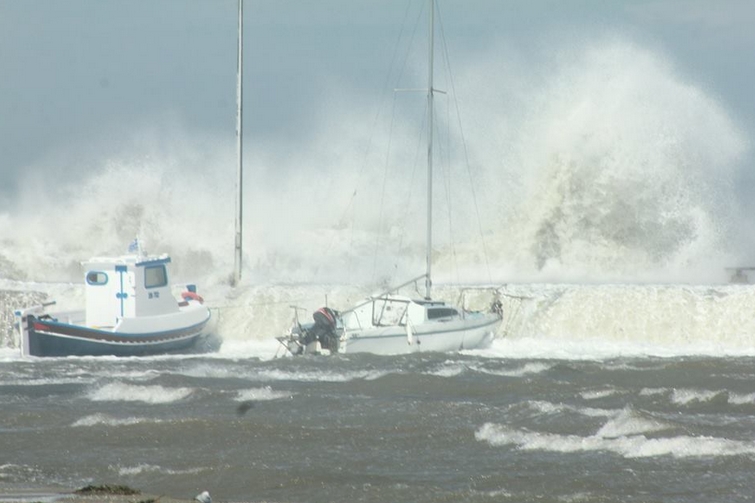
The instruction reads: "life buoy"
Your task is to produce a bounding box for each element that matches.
[182,291,205,303]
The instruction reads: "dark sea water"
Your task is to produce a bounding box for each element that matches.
[3,346,755,503]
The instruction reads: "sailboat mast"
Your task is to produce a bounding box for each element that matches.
[233,0,244,286]
[424,0,435,300]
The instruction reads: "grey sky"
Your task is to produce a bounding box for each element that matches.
[1,1,753,186]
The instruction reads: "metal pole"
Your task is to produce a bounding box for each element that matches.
[425,0,434,300]
[233,0,244,286]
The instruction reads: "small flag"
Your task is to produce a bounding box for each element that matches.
[128,238,140,254]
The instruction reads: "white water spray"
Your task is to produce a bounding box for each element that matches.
[1,36,752,353]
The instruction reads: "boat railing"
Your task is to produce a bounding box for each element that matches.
[340,274,427,316]
[372,297,411,327]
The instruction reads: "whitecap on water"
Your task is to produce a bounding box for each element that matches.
[671,388,723,405]
[114,463,204,477]
[727,392,755,405]
[87,382,194,404]
[234,386,292,402]
[580,389,621,400]
[72,413,158,427]
[475,422,755,459]
[252,368,390,383]
[526,400,615,419]
[595,408,668,439]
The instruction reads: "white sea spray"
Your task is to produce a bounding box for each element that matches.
[87,382,193,404]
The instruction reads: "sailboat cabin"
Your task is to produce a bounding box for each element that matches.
[84,254,178,328]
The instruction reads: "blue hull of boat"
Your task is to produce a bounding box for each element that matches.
[25,315,209,357]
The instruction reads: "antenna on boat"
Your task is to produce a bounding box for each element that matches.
[232,0,244,287]
[424,0,435,300]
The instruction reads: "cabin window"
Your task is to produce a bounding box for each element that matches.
[427,307,458,320]
[144,265,167,288]
[86,271,108,285]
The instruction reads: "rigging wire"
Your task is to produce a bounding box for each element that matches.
[392,100,429,286]
[371,94,398,284]
[436,4,495,284]
[366,1,428,285]
[350,1,426,285]
[303,0,417,284]
[438,95,462,285]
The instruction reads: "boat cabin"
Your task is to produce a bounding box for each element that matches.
[84,254,178,328]
[342,295,460,331]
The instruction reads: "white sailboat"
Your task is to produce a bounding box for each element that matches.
[280,0,503,356]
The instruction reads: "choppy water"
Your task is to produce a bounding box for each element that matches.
[3,342,755,503]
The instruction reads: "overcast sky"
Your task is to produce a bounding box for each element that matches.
[2,1,754,187]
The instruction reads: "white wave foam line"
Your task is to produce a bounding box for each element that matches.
[671,388,722,405]
[482,333,755,361]
[428,361,467,377]
[728,392,755,405]
[0,376,94,387]
[596,409,668,438]
[639,388,667,396]
[104,369,162,381]
[178,364,237,379]
[87,382,193,404]
[484,362,554,377]
[254,368,389,383]
[671,388,755,406]
[527,400,615,419]
[72,413,159,427]
[581,389,621,400]
[476,423,755,459]
[427,361,553,378]
[180,363,391,383]
[114,463,203,477]
[235,387,292,402]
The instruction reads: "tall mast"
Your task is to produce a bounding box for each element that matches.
[233,0,244,286]
[424,0,435,300]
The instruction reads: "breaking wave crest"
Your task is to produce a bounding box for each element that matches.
[476,422,755,459]
[470,39,749,283]
[478,403,755,459]
[234,387,292,402]
[72,413,159,427]
[0,36,750,285]
[87,382,194,404]
[114,464,204,477]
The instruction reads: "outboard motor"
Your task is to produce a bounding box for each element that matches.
[302,307,340,352]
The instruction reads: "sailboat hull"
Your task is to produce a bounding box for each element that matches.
[343,312,500,355]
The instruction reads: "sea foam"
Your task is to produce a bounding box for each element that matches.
[476,422,755,459]
[235,387,292,402]
[72,413,158,427]
[114,463,204,477]
[87,382,193,404]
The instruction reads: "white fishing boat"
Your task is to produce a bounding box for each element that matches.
[279,0,502,356]
[13,241,211,357]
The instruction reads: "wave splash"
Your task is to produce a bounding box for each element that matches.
[0,37,750,286]
[476,404,755,459]
[0,37,752,354]
[87,382,194,404]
